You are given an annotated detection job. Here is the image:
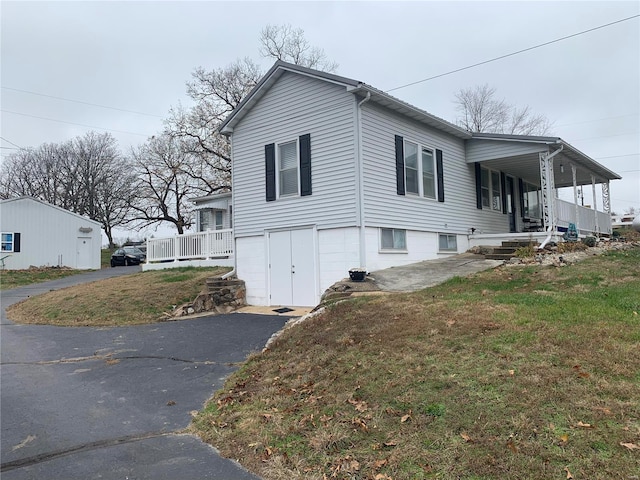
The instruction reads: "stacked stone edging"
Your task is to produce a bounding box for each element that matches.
[173,277,246,317]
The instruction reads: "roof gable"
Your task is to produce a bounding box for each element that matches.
[0,196,102,227]
[218,61,471,139]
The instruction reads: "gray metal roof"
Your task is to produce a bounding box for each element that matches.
[470,133,622,182]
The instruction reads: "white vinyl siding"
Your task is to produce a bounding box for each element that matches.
[466,139,548,163]
[231,71,357,237]
[361,102,509,234]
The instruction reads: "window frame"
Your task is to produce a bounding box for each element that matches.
[214,210,224,230]
[276,138,300,198]
[380,228,407,252]
[1,232,14,252]
[403,139,437,200]
[480,167,502,212]
[438,233,458,252]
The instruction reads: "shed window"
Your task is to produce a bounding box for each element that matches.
[380,228,407,250]
[1,232,19,252]
[1,233,14,252]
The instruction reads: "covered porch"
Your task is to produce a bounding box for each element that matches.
[467,133,621,241]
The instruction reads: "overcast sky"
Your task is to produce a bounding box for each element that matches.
[1,1,638,241]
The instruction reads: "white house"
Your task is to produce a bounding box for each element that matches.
[148,61,621,307]
[0,197,101,270]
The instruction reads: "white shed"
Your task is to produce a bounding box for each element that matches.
[0,197,102,270]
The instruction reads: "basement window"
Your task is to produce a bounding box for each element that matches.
[439,234,457,252]
[380,228,407,251]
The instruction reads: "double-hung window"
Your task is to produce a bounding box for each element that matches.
[265,134,312,202]
[1,233,14,252]
[404,140,436,199]
[480,167,502,212]
[278,140,299,197]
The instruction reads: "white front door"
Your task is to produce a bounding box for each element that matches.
[268,228,316,306]
[76,236,92,269]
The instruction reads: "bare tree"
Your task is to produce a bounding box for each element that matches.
[163,24,337,201]
[455,84,552,135]
[128,134,203,234]
[0,132,132,247]
[259,24,338,72]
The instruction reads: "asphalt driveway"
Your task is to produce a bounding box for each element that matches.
[1,267,287,479]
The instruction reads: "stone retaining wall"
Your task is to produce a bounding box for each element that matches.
[174,277,246,317]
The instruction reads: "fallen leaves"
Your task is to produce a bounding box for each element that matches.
[620,442,640,450]
[460,432,473,443]
[564,466,574,479]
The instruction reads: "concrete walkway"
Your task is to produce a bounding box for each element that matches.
[371,253,503,292]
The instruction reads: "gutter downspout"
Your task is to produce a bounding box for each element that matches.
[355,91,371,269]
[222,134,236,280]
[539,144,564,250]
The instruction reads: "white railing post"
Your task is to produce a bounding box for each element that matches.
[591,175,598,235]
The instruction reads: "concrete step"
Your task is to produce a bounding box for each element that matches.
[502,240,540,248]
[485,253,517,260]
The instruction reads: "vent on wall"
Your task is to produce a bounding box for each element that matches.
[79,227,93,233]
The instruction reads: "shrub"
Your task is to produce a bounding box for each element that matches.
[557,241,588,253]
[515,244,536,258]
[582,236,597,247]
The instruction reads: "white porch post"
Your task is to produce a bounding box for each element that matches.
[591,175,599,234]
[572,164,579,233]
[539,151,557,234]
[602,181,611,213]
[173,236,179,262]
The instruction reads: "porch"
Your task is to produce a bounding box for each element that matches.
[467,134,620,240]
[142,229,234,271]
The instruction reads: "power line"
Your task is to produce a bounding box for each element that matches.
[555,113,640,128]
[573,131,639,142]
[386,14,640,92]
[0,137,23,149]
[594,153,639,160]
[1,109,152,137]
[1,86,164,118]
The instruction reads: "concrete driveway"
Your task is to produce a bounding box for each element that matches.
[1,267,288,479]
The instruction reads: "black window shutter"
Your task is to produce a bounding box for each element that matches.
[474,163,482,209]
[518,178,525,218]
[14,233,21,253]
[299,134,312,196]
[436,149,444,203]
[395,135,405,195]
[265,144,276,202]
[500,172,507,214]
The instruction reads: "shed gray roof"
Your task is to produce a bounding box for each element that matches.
[0,196,102,226]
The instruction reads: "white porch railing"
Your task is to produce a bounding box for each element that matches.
[556,199,611,235]
[146,229,233,263]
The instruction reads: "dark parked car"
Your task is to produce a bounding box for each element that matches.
[111,247,146,267]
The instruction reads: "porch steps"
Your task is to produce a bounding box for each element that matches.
[484,240,539,260]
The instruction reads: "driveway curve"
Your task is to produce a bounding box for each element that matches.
[1,267,287,479]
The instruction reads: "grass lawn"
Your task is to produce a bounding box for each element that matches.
[0,267,84,290]
[192,247,640,479]
[6,267,230,326]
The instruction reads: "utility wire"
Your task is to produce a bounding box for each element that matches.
[594,153,639,160]
[1,110,152,137]
[386,14,640,92]
[555,113,640,128]
[1,86,164,118]
[0,137,23,149]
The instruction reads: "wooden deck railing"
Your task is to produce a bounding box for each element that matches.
[146,229,233,263]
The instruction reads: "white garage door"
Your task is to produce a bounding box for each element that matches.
[268,228,316,306]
